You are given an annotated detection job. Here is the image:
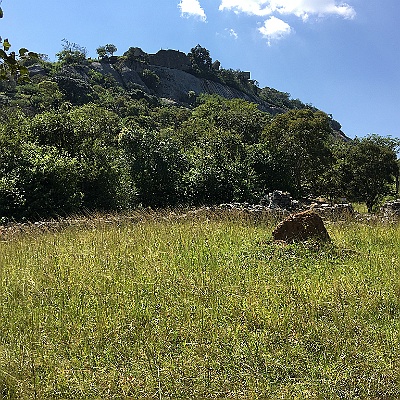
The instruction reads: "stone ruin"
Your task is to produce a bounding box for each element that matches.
[149,50,191,72]
[261,191,297,210]
[309,202,354,218]
[272,210,331,243]
[381,200,400,218]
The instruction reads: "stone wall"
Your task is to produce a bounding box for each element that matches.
[381,200,400,217]
[149,50,191,72]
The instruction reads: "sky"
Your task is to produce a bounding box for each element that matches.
[1,0,399,139]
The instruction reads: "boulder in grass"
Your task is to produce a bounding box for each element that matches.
[272,210,330,243]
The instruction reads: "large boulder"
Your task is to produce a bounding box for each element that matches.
[272,210,330,243]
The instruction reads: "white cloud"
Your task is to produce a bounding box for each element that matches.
[229,28,238,39]
[219,0,273,16]
[219,0,355,44]
[179,0,207,21]
[219,0,356,20]
[258,16,292,45]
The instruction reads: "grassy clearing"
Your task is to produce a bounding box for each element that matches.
[1,212,400,399]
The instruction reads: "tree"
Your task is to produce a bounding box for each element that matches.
[56,39,87,65]
[263,109,333,196]
[97,44,117,59]
[185,95,269,144]
[105,43,117,57]
[119,128,187,207]
[96,45,107,59]
[188,44,212,75]
[336,135,399,212]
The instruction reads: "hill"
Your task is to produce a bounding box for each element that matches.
[25,44,348,141]
[0,43,398,221]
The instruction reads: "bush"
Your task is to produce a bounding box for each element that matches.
[119,129,187,207]
[140,69,160,91]
[0,143,82,220]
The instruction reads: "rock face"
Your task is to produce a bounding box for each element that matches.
[272,210,331,243]
[29,46,348,136]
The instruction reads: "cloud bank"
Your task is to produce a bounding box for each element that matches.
[179,0,355,44]
[219,0,356,20]
[179,0,207,21]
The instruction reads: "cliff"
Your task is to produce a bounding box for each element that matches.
[90,56,283,115]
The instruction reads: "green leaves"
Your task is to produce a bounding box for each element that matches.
[0,36,38,82]
[2,38,11,51]
[0,7,3,18]
[19,48,29,56]
[334,135,399,212]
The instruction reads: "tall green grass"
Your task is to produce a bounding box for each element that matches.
[1,212,400,399]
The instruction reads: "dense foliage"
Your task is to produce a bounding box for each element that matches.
[0,43,398,221]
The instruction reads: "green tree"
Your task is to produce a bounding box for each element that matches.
[0,134,82,220]
[56,39,87,65]
[119,128,187,207]
[97,44,117,59]
[263,109,333,196]
[189,44,212,76]
[105,43,117,57]
[336,135,399,212]
[245,143,285,200]
[184,95,269,145]
[28,105,128,212]
[96,45,107,59]
[183,134,250,204]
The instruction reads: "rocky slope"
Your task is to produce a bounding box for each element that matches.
[29,48,349,139]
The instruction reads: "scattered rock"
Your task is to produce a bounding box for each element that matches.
[261,191,296,210]
[272,210,331,243]
[381,200,400,218]
[310,202,354,218]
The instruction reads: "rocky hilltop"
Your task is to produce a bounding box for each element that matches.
[29,46,348,139]
[89,49,283,114]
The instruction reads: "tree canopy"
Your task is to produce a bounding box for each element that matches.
[264,109,333,196]
[334,135,400,212]
[0,40,398,220]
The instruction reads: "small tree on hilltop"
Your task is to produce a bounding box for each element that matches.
[189,44,212,76]
[96,45,107,59]
[56,39,87,65]
[96,44,117,59]
[105,44,117,57]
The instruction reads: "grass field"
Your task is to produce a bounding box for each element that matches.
[1,211,400,399]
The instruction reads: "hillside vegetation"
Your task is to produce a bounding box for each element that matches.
[0,42,399,221]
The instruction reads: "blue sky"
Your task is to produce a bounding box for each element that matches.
[1,0,399,139]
